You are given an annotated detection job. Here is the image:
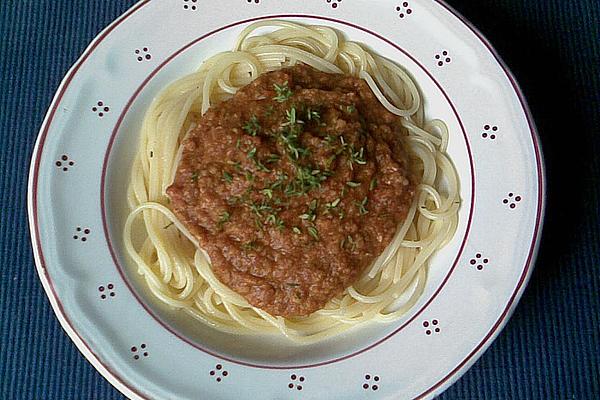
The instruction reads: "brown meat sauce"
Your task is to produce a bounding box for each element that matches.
[167,65,414,317]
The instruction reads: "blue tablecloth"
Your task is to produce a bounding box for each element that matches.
[1,1,598,398]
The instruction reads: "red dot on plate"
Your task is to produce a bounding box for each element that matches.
[99,286,105,292]
[516,196,522,202]
[110,292,115,297]
[297,386,302,391]
[134,355,139,360]
[423,321,429,327]
[332,3,337,7]
[484,125,490,130]
[432,319,438,325]
[289,383,294,389]
[490,135,496,139]
[510,204,516,209]
[470,259,476,265]
[407,8,412,14]
[291,374,296,380]
[492,126,498,131]
[396,6,401,11]
[222,371,228,376]
[216,364,222,370]
[363,384,369,389]
[299,376,304,382]
[62,155,69,161]
[503,199,509,204]
[143,47,148,52]
[373,385,379,390]
[216,377,221,382]
[438,61,443,66]
[365,374,370,380]
[403,1,408,6]
[210,371,215,376]
[477,265,483,270]
[131,347,137,352]
[374,376,379,382]
[483,259,489,264]
[140,343,146,349]
[435,328,440,333]
[98,101,103,106]
[143,352,148,357]
[426,330,431,335]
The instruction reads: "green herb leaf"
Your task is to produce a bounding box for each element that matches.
[242,114,261,136]
[356,197,369,215]
[273,81,293,102]
[222,171,233,183]
[307,226,319,241]
[292,226,302,234]
[260,188,273,199]
[217,211,231,228]
[306,108,320,121]
[191,171,199,182]
[346,181,361,188]
[369,177,378,191]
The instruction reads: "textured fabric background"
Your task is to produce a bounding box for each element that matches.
[1,0,598,399]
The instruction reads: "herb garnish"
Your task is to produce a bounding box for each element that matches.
[217,211,231,228]
[356,197,369,215]
[273,81,293,102]
[222,171,233,183]
[242,114,260,136]
[369,177,378,191]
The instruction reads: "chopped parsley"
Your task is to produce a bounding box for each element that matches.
[222,171,233,183]
[191,171,199,182]
[307,226,319,241]
[242,114,260,136]
[356,197,369,215]
[273,81,293,102]
[217,211,231,228]
[346,181,361,188]
[369,177,378,191]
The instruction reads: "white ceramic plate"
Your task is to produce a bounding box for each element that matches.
[28,1,545,399]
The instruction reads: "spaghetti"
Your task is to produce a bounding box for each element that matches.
[124,20,460,343]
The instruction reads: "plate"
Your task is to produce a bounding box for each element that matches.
[28,0,545,399]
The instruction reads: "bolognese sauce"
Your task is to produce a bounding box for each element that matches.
[167,65,415,317]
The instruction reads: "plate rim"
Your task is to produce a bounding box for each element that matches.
[27,1,546,399]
